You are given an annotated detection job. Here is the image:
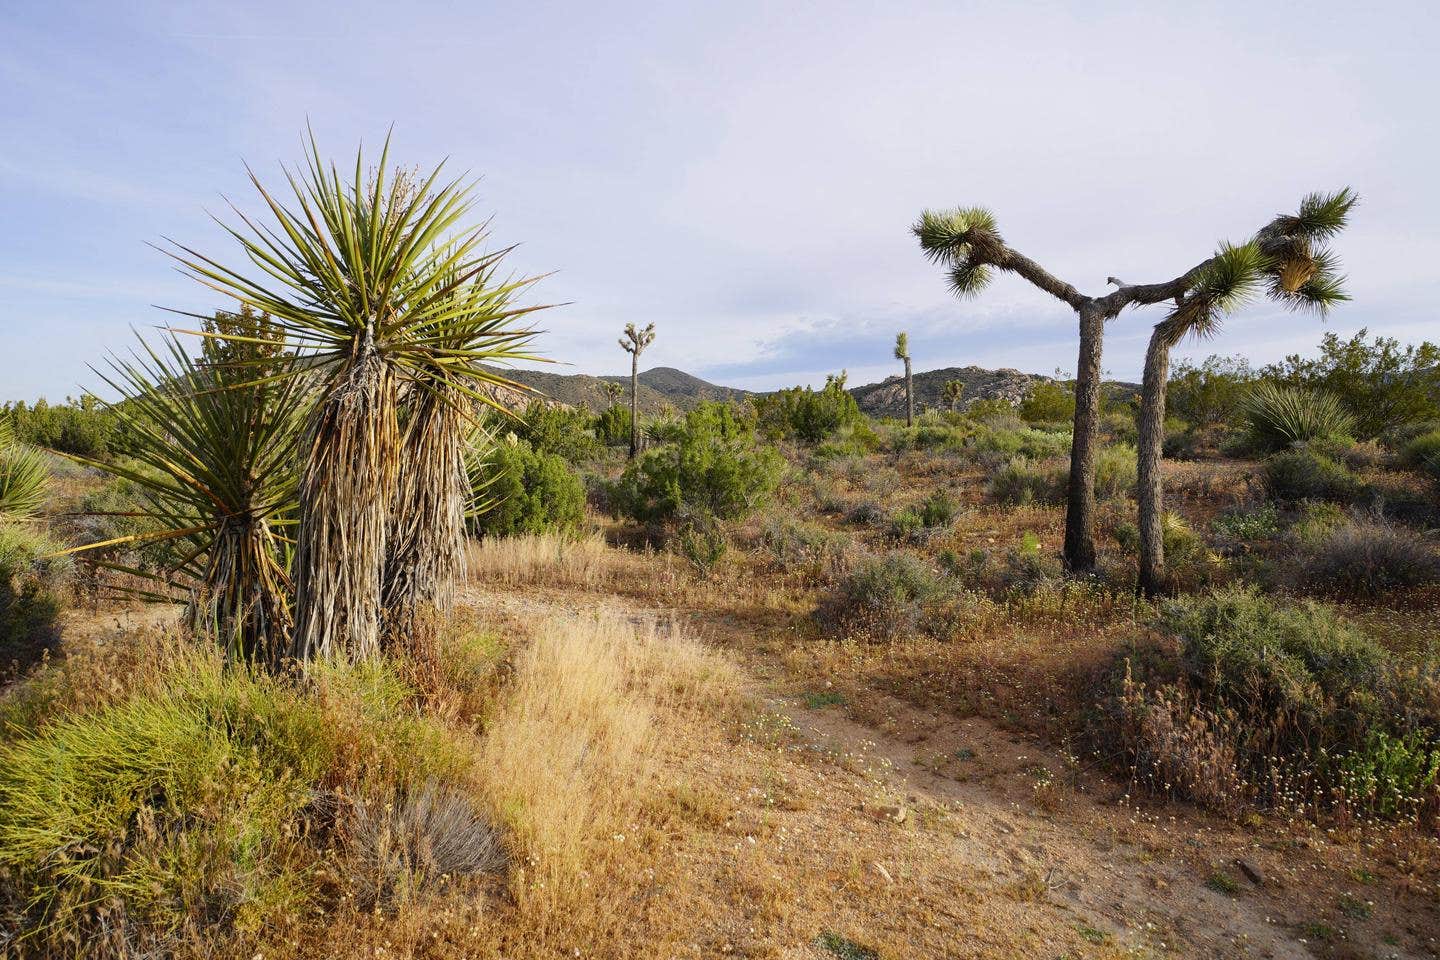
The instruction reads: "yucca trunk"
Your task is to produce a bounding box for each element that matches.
[628,353,640,459]
[291,343,398,663]
[1063,306,1105,573]
[904,357,914,426]
[1136,329,1175,597]
[383,387,468,639]
[195,516,292,670]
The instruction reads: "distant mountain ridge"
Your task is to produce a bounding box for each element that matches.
[480,362,1133,416]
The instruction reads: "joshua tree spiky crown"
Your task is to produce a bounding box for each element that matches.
[893,332,909,361]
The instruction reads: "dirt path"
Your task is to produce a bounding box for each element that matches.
[461,580,1426,960]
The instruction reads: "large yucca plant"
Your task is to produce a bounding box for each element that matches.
[165,133,546,662]
[0,417,49,522]
[1244,382,1357,452]
[62,335,307,667]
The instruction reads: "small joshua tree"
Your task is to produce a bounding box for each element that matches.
[943,378,965,412]
[914,190,1356,574]
[601,379,624,406]
[619,323,656,458]
[894,332,914,426]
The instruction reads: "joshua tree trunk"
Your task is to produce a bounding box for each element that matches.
[1063,306,1106,573]
[628,352,640,459]
[383,387,467,639]
[1136,328,1175,597]
[904,357,914,426]
[291,341,398,663]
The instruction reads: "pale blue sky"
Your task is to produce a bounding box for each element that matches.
[2,0,1436,401]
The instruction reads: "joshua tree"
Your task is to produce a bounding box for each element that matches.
[943,378,965,412]
[1135,189,1355,596]
[167,134,544,663]
[619,322,655,458]
[601,379,624,406]
[914,192,1354,573]
[894,332,914,426]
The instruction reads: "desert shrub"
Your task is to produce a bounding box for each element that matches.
[1112,587,1440,820]
[1019,380,1075,424]
[1211,503,1282,543]
[1168,355,1257,428]
[593,404,632,447]
[609,402,782,526]
[0,523,72,654]
[1294,519,1440,594]
[995,530,1063,593]
[973,424,1072,462]
[753,375,863,444]
[1100,409,1138,443]
[760,518,852,583]
[1263,329,1440,439]
[1093,443,1137,500]
[1405,428,1440,483]
[511,400,601,463]
[988,457,1062,506]
[1,397,118,458]
[844,499,887,527]
[826,552,947,639]
[0,646,474,953]
[1244,382,1356,452]
[471,439,586,537]
[345,782,504,908]
[1262,447,1360,503]
[676,516,728,576]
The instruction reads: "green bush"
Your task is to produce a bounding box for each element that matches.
[753,375,864,444]
[827,551,947,639]
[1405,428,1440,483]
[988,458,1062,506]
[471,439,585,537]
[1093,443,1137,500]
[511,400,601,462]
[1211,503,1282,542]
[594,404,632,447]
[1262,448,1360,503]
[1244,382,1356,452]
[1114,587,1440,820]
[0,651,475,950]
[0,523,72,654]
[610,402,782,525]
[1019,380,1075,424]
[973,425,1072,462]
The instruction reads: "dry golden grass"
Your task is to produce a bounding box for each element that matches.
[467,532,631,590]
[476,612,739,915]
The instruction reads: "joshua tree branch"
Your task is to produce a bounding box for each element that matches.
[995,248,1087,310]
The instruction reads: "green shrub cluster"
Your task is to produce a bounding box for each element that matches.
[0,524,72,654]
[510,400,602,463]
[989,458,1062,506]
[0,647,479,952]
[470,438,586,537]
[753,375,864,444]
[1262,447,1361,503]
[1114,587,1440,821]
[609,402,782,526]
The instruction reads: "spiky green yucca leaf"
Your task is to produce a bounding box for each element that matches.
[62,335,307,665]
[0,419,48,521]
[1244,382,1356,452]
[893,331,909,361]
[1162,240,1267,343]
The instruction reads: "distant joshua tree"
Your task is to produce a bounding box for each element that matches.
[894,332,913,426]
[913,189,1356,575]
[619,322,656,458]
[601,380,624,406]
[943,378,965,412]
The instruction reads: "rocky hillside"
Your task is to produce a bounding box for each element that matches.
[848,365,1052,417]
[478,364,750,414]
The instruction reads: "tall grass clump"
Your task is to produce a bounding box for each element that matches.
[1263,447,1361,503]
[477,613,736,917]
[1293,518,1440,594]
[988,458,1062,506]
